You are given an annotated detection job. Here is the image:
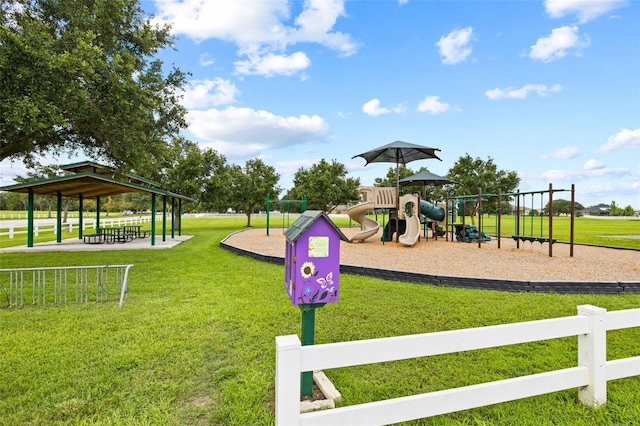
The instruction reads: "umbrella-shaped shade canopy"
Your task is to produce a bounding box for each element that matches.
[352,140,442,165]
[352,141,442,242]
[398,170,457,187]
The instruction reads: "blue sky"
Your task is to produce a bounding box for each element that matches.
[1,0,639,208]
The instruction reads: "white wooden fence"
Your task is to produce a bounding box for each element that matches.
[0,216,155,239]
[1,265,134,308]
[275,305,640,425]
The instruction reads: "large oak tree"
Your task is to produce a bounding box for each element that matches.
[0,0,187,170]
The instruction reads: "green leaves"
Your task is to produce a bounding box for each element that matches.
[0,0,187,170]
[288,159,360,212]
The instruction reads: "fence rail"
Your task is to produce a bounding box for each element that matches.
[275,305,640,425]
[0,265,133,308]
[0,216,156,239]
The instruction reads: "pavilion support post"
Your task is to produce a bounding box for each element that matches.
[171,198,175,239]
[151,193,156,246]
[162,195,167,242]
[78,194,83,239]
[96,196,101,232]
[178,199,182,236]
[27,188,34,247]
[56,191,62,243]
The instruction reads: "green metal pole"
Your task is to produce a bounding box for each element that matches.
[171,198,175,239]
[300,304,317,397]
[151,193,156,246]
[96,196,101,233]
[178,199,182,236]
[78,194,83,239]
[266,194,270,236]
[27,188,34,247]
[162,195,167,242]
[56,191,62,243]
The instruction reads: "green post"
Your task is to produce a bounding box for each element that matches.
[171,198,175,239]
[162,195,167,242]
[27,188,34,247]
[151,193,156,246]
[178,199,182,236]
[78,194,83,239]
[301,195,307,212]
[56,191,62,243]
[96,196,101,233]
[299,304,320,397]
[266,194,271,236]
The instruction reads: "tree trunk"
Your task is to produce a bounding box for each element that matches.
[246,213,251,227]
[173,210,180,231]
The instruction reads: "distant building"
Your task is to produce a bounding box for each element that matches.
[582,204,610,216]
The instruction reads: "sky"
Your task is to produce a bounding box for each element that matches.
[1,0,639,209]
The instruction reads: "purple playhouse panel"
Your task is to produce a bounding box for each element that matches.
[284,219,342,306]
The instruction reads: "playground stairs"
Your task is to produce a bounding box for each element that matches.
[455,224,491,243]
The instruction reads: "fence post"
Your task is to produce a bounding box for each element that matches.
[9,226,14,239]
[275,335,301,425]
[577,304,607,407]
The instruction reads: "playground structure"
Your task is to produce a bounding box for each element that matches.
[445,183,576,257]
[346,187,393,243]
[347,186,446,247]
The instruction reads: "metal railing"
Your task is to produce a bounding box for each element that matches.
[0,265,133,308]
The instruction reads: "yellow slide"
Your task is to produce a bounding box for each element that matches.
[347,201,380,243]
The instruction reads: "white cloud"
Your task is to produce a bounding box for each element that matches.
[529,26,590,62]
[544,0,627,23]
[198,53,214,67]
[398,0,409,5]
[288,0,358,56]
[362,99,405,116]
[234,51,311,77]
[599,128,640,152]
[416,96,452,114]
[180,78,239,109]
[186,106,329,158]
[485,84,563,100]
[274,158,321,189]
[153,0,357,77]
[552,146,580,159]
[541,166,628,181]
[584,159,604,170]
[435,27,473,64]
[362,99,387,116]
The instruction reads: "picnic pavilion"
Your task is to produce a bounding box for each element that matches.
[0,161,193,248]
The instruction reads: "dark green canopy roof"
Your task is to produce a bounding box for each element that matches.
[0,161,193,201]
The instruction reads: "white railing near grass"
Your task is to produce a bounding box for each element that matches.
[0,216,156,239]
[0,265,133,308]
[275,305,640,425]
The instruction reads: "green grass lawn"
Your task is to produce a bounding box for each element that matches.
[0,218,638,425]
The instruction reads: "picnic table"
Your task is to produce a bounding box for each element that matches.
[101,227,136,244]
[123,225,150,238]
